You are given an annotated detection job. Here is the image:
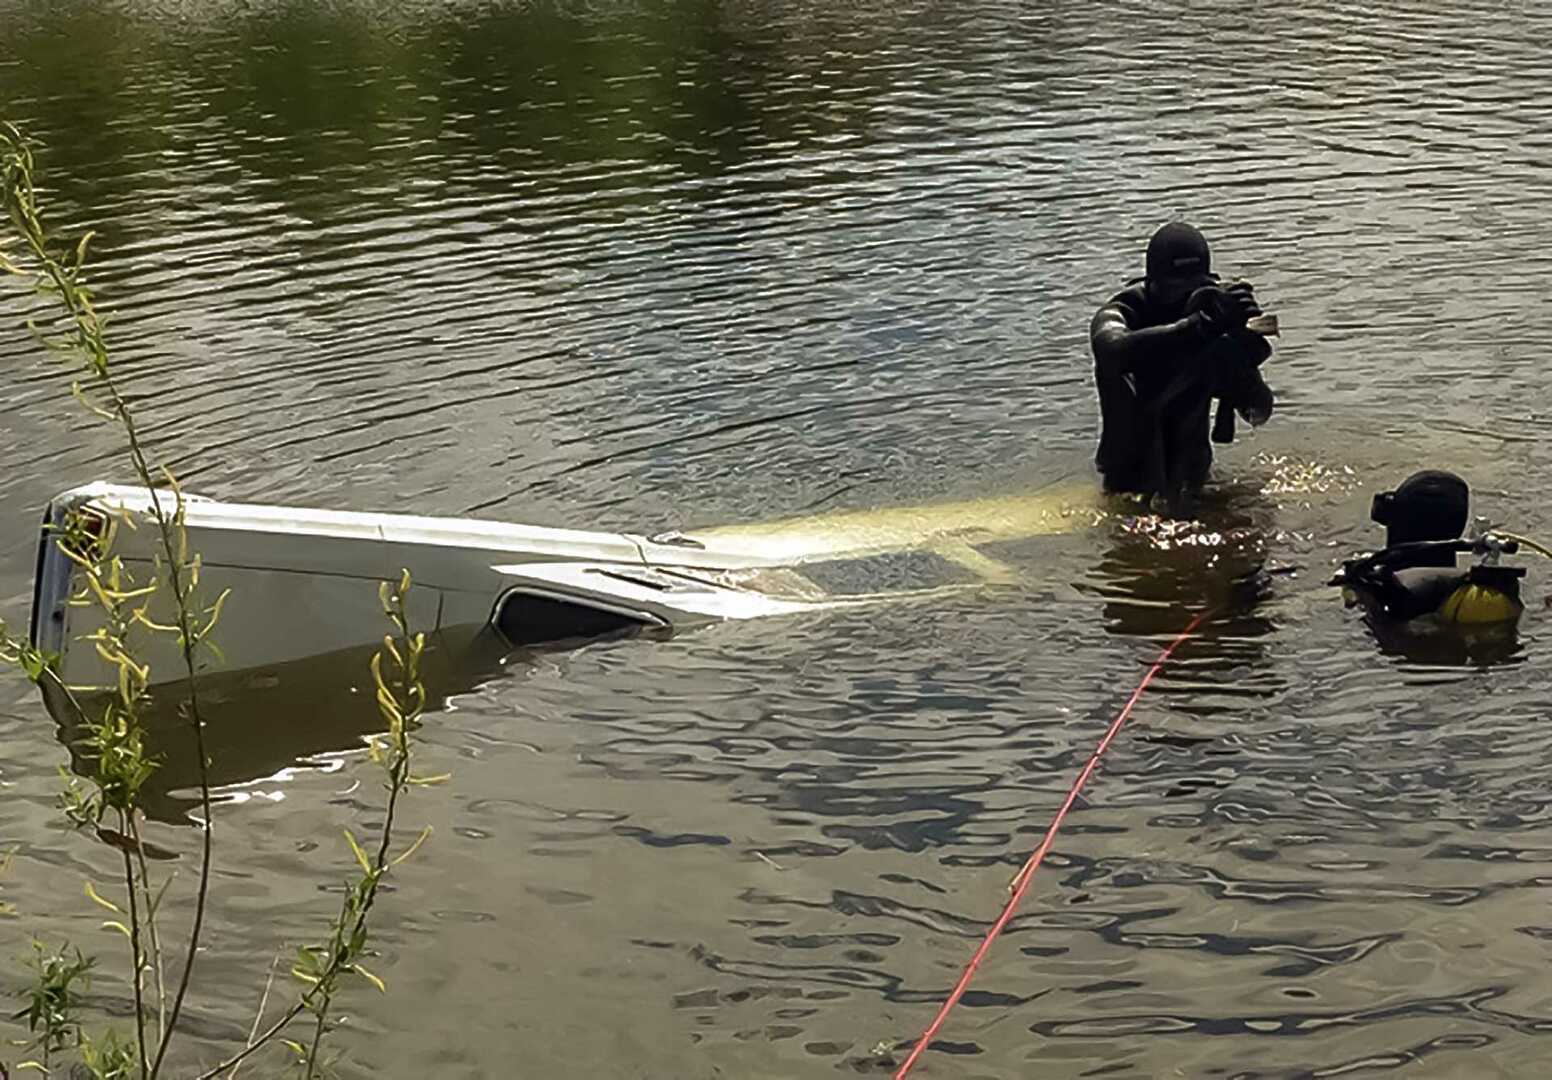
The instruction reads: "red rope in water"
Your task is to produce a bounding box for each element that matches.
[893,610,1209,1079]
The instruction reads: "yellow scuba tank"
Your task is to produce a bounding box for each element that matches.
[1438,581,1523,625]
[1436,556,1526,625]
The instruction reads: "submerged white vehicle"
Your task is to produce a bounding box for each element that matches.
[29,480,1106,690]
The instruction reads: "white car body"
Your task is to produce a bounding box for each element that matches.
[29,480,1102,689]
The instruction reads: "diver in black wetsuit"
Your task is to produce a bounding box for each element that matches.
[1089,222,1276,515]
[1332,469,1528,630]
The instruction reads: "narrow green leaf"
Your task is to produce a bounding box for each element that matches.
[391,825,434,867]
[344,828,371,874]
[101,919,133,941]
[84,879,122,913]
[352,963,387,993]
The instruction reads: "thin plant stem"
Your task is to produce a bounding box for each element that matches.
[196,998,309,1079]
[149,700,210,1079]
[303,997,330,1080]
[118,815,150,1080]
[230,955,279,1080]
[129,813,169,1047]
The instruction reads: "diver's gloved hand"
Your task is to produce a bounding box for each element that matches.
[1204,309,1275,439]
[1237,380,1274,427]
[1188,282,1261,337]
[1224,282,1261,327]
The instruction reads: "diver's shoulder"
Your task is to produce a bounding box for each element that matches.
[1099,282,1148,312]
[1091,283,1149,333]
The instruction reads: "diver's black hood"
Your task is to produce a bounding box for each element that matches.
[1372,469,1469,549]
[1146,222,1212,282]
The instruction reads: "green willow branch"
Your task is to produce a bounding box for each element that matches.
[196,573,430,1080]
[4,121,435,1080]
[2,120,214,1079]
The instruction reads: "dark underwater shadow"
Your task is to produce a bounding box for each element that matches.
[1354,602,1527,671]
[45,622,520,826]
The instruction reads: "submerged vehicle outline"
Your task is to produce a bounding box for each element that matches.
[29,480,1107,691]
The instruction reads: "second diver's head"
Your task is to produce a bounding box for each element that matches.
[1144,221,1214,316]
[1371,469,1470,548]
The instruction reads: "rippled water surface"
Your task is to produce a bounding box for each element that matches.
[4,1,1552,1076]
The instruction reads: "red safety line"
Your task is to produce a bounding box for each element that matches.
[894,610,1209,1079]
